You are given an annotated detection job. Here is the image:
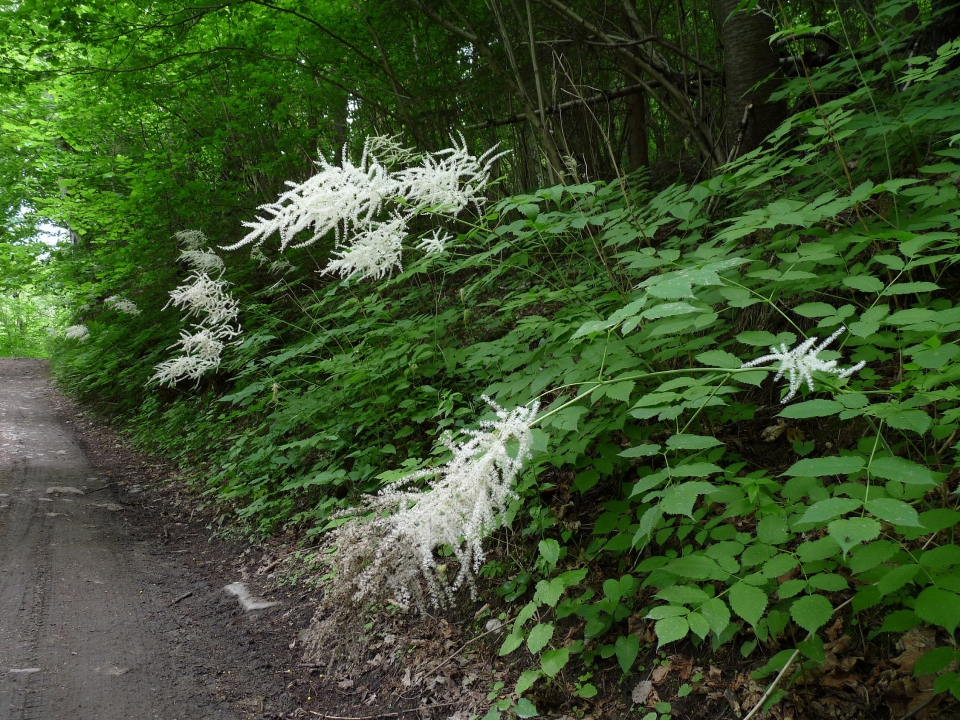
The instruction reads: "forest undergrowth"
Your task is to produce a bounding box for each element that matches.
[47,9,960,720]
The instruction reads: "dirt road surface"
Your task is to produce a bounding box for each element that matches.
[0,359,310,719]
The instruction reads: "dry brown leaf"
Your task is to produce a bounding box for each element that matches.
[651,662,673,685]
[893,626,937,675]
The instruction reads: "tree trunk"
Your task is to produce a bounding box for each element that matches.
[719,0,786,159]
[625,89,649,171]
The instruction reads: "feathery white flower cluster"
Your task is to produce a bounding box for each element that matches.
[150,232,241,386]
[229,134,506,281]
[179,249,225,274]
[741,325,866,403]
[104,295,140,315]
[173,229,208,250]
[64,324,90,342]
[332,398,539,608]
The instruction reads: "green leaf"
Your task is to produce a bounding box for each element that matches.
[513,698,539,718]
[665,434,723,449]
[661,481,717,517]
[527,623,555,654]
[655,616,689,648]
[791,594,834,633]
[882,281,940,295]
[534,578,565,607]
[737,330,780,345]
[885,410,933,435]
[695,350,742,368]
[865,498,922,527]
[915,587,960,633]
[538,539,561,568]
[615,634,640,673]
[664,554,731,581]
[619,444,661,457]
[843,275,885,293]
[656,585,711,605]
[603,381,635,402]
[499,631,524,655]
[921,545,960,569]
[794,302,840,318]
[756,515,792,544]
[800,497,863,524]
[869,456,937,486]
[828,517,881,554]
[878,564,921,596]
[915,647,957,677]
[806,573,848,591]
[688,611,711,638]
[540,648,570,678]
[783,456,864,477]
[779,400,843,419]
[729,582,769,627]
[515,669,543,694]
[699,597,731,635]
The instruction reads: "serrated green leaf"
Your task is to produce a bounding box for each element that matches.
[869,456,937,486]
[784,455,864,477]
[794,302,839,317]
[828,517,881,554]
[603,381,635,402]
[737,330,780,345]
[699,597,731,635]
[688,611,710,638]
[800,497,863,524]
[499,631,524,655]
[540,648,570,677]
[878,564,921,596]
[515,669,543,694]
[665,554,731,580]
[779,579,807,598]
[538,539,560,567]
[843,275,885,293]
[695,350,742,368]
[921,545,960,569]
[885,409,932,435]
[915,587,960,633]
[534,578,565,607]
[661,481,717,517]
[779,400,844,419]
[756,515,792,544]
[513,698,539,718]
[729,582,768,627]
[656,585,711,605]
[791,594,834,633]
[915,647,957,677]
[615,634,640,673]
[527,623,555,654]
[806,573,848,591]
[665,434,723,449]
[655,616,689,648]
[619,444,661,457]
[865,498,922,527]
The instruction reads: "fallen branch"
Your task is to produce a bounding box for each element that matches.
[170,591,193,605]
[469,84,653,129]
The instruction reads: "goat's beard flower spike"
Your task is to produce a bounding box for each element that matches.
[104,295,140,315]
[740,325,866,403]
[331,398,539,608]
[64,324,90,342]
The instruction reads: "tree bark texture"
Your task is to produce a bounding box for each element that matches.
[719,0,787,158]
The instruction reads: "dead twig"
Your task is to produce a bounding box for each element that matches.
[170,591,193,605]
[411,622,507,679]
[85,483,116,494]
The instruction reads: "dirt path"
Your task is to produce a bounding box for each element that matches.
[0,359,310,720]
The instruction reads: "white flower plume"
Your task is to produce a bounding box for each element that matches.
[231,135,506,280]
[165,272,239,327]
[396,134,506,214]
[226,147,400,252]
[741,325,866,403]
[323,216,406,281]
[150,237,241,386]
[416,229,452,255]
[365,134,420,166]
[332,397,539,607]
[179,249,225,274]
[64,324,90,342]
[174,229,208,250]
[104,295,140,315]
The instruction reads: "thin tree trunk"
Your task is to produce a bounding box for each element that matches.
[626,90,649,170]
